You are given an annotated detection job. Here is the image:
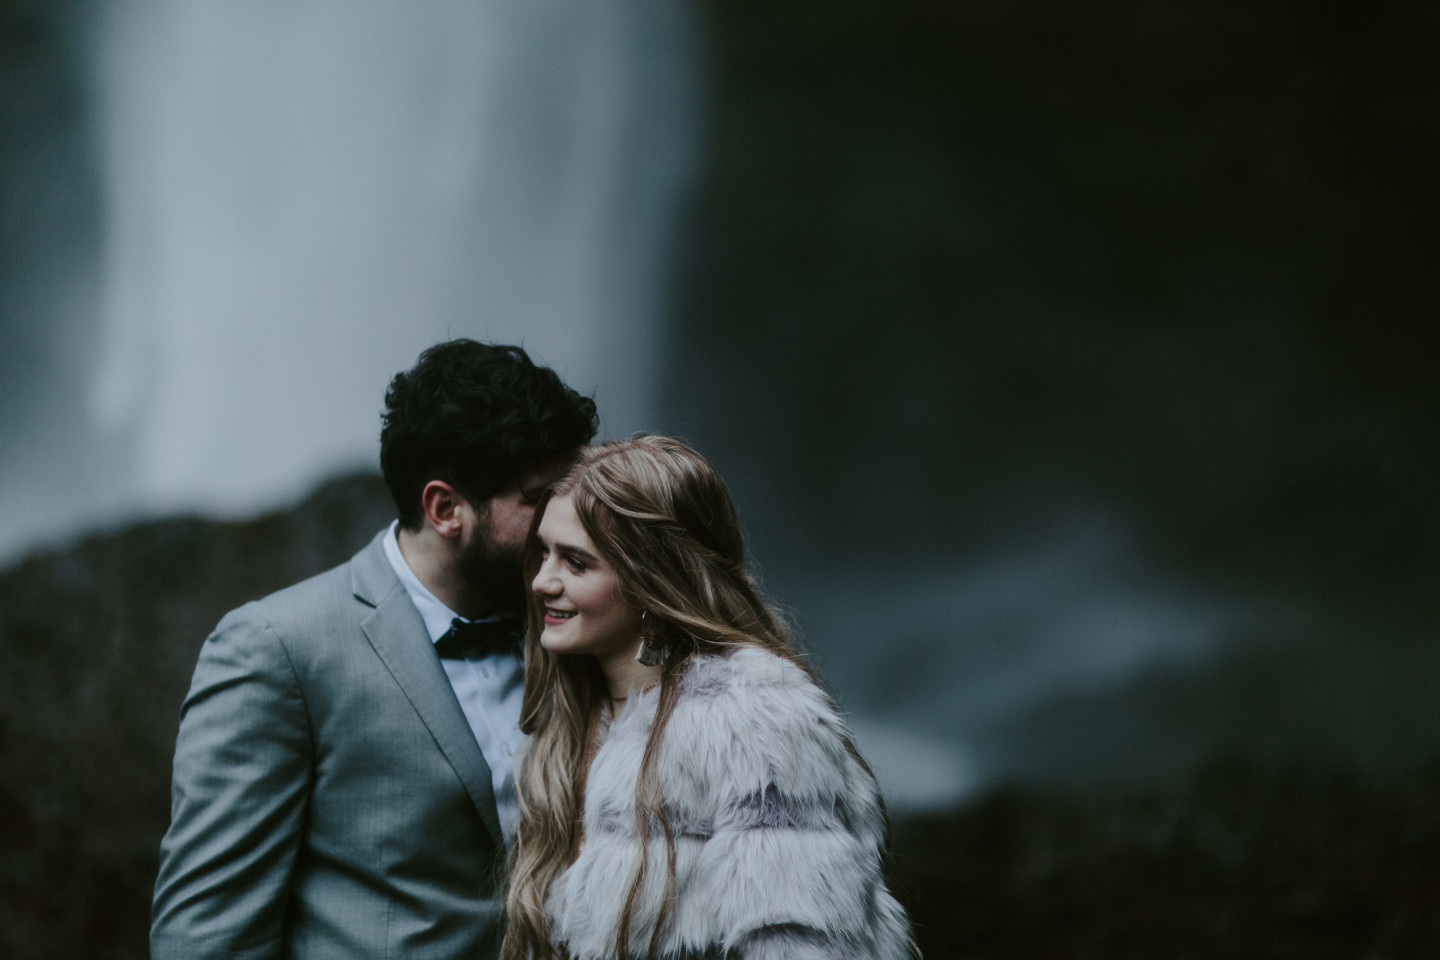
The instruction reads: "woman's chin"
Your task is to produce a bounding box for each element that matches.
[539,631,589,657]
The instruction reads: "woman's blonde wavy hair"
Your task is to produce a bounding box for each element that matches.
[500,434,815,960]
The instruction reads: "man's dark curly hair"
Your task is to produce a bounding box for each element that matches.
[380,340,598,530]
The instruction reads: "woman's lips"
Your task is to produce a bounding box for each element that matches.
[543,608,576,626]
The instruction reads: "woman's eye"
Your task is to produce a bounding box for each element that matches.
[565,557,586,573]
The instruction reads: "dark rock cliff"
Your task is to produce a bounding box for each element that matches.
[2,474,1437,959]
[0,474,395,958]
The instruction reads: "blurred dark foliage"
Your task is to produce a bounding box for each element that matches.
[669,0,1440,789]
[674,0,1440,600]
[892,758,1440,958]
[0,473,395,960]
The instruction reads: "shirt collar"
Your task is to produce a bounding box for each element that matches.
[382,520,474,644]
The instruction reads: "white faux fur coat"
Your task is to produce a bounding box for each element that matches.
[545,645,914,960]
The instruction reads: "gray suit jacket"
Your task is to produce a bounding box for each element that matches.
[151,530,507,960]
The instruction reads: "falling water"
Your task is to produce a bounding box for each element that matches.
[3,0,697,555]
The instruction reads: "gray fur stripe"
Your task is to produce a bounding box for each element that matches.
[732,924,847,960]
[590,807,713,840]
[718,784,848,832]
[615,927,841,960]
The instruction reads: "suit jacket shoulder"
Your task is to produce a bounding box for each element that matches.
[218,529,396,654]
[153,528,506,960]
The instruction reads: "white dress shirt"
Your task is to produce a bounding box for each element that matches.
[382,521,527,841]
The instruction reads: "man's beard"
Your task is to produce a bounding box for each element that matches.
[455,515,527,616]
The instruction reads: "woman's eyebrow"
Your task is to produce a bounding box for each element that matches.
[554,542,600,563]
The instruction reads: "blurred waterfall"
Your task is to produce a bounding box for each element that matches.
[813,510,1266,807]
[0,0,698,562]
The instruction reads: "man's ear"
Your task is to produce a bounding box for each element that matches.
[419,481,466,539]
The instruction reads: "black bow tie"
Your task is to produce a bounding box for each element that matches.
[433,616,523,660]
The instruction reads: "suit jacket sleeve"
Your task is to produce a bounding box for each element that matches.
[151,604,314,960]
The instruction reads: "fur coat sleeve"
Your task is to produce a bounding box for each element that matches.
[546,646,914,960]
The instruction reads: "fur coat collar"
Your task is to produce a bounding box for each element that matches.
[546,645,914,960]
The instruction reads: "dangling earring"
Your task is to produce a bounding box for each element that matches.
[635,610,664,667]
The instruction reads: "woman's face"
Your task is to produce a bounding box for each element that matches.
[531,494,643,659]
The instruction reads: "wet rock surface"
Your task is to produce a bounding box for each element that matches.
[891,760,1440,959]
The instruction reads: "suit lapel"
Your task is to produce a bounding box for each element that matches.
[351,534,506,849]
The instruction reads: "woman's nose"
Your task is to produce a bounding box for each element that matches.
[531,561,559,596]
